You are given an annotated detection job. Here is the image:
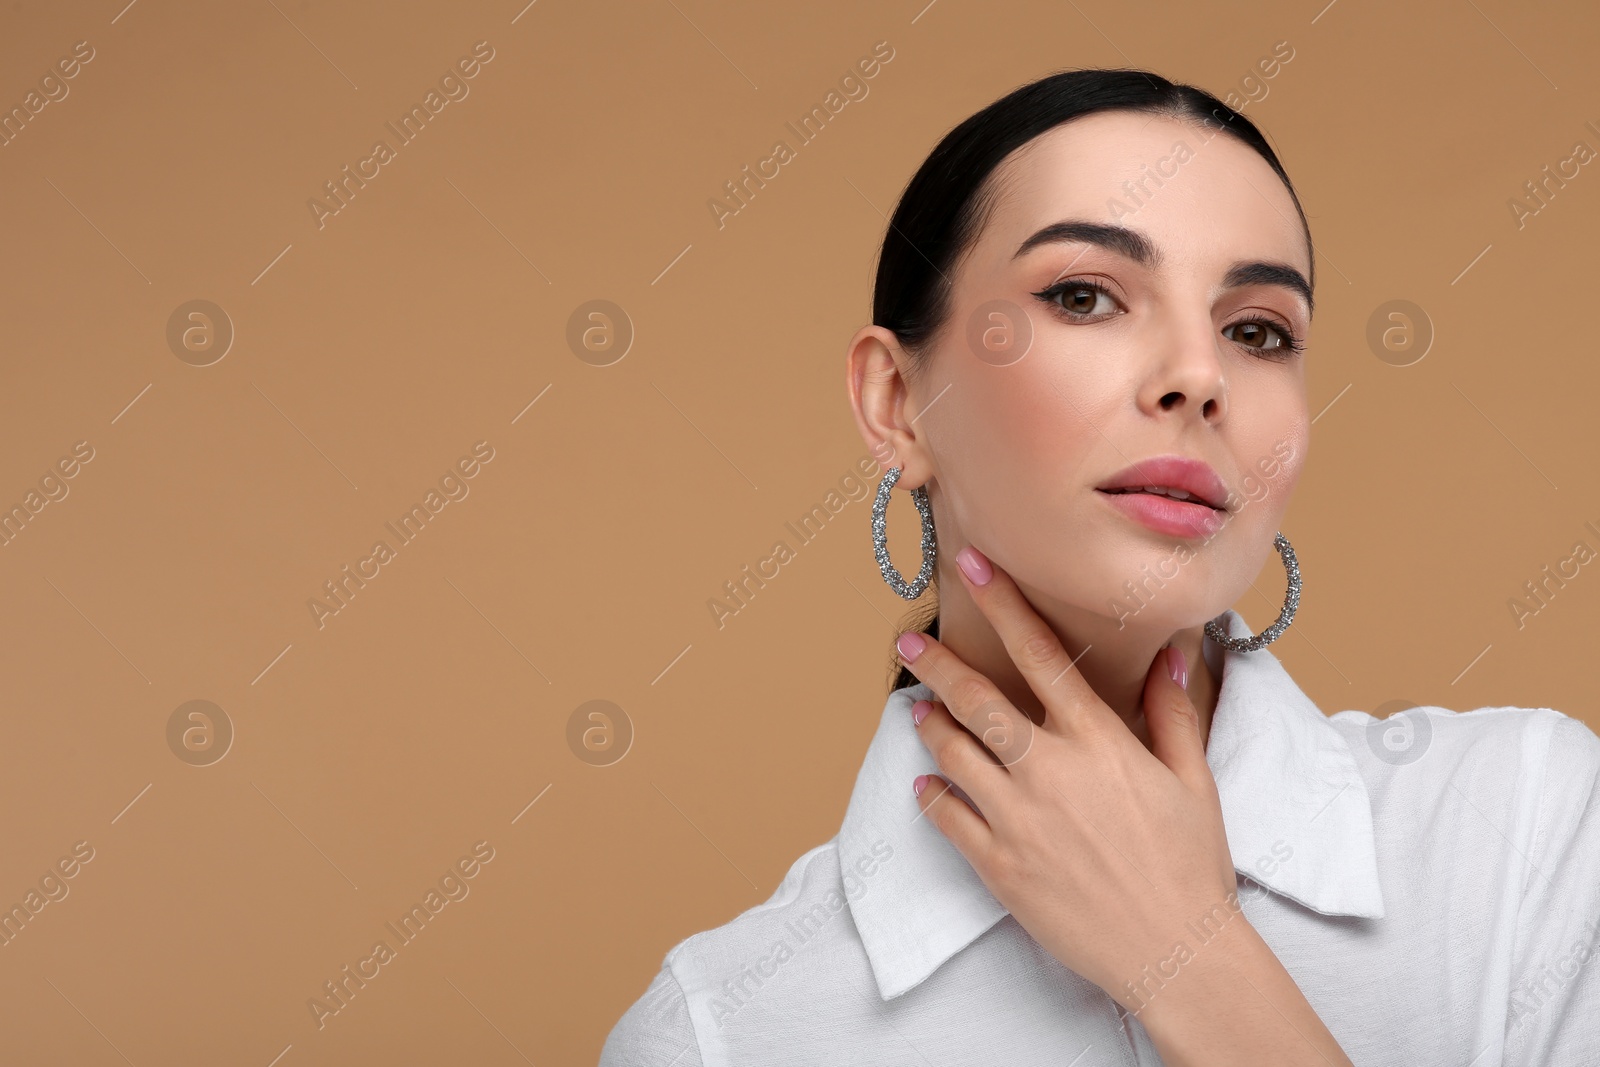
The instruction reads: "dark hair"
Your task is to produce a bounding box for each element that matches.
[875,67,1315,694]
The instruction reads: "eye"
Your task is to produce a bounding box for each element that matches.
[1031,278,1122,320]
[1221,318,1305,359]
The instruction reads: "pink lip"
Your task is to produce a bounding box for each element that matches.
[1098,489,1227,538]
[1095,454,1232,539]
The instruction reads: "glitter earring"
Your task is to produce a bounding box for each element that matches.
[1205,531,1301,652]
[871,466,937,600]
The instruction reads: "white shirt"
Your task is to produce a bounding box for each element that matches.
[599,609,1600,1066]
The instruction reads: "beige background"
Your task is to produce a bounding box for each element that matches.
[0,0,1596,1062]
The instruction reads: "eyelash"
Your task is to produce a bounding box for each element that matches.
[1030,277,1307,359]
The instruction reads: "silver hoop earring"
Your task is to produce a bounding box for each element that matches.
[871,466,937,600]
[1205,531,1301,652]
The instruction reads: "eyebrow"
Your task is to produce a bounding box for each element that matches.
[1012,219,1314,316]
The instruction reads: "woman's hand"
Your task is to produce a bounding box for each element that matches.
[895,544,1351,1067]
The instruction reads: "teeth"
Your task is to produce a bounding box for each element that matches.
[1109,485,1208,506]
[1115,485,1196,501]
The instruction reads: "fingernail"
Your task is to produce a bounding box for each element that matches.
[913,774,931,797]
[912,699,932,726]
[1167,645,1188,689]
[896,631,926,663]
[956,545,993,586]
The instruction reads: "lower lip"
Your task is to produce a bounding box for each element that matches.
[1096,489,1226,539]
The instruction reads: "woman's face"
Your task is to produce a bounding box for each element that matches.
[862,110,1312,633]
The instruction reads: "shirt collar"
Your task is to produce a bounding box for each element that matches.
[837,608,1386,1002]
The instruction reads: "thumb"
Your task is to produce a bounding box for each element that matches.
[1142,645,1212,793]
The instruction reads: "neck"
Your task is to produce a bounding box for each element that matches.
[931,556,1222,751]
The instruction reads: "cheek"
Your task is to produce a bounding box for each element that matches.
[1259,425,1309,516]
[1279,450,1307,500]
[930,355,1119,581]
[944,358,1107,497]
[1228,370,1309,516]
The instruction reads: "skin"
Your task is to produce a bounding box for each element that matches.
[845,112,1344,1065]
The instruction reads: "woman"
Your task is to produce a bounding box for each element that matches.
[600,68,1600,1065]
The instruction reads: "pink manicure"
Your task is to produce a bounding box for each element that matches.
[1167,646,1188,690]
[913,774,930,797]
[912,700,932,726]
[956,545,993,586]
[896,631,926,663]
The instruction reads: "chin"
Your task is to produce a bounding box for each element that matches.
[1080,551,1229,635]
[1103,600,1220,638]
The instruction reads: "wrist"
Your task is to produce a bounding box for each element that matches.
[1124,916,1352,1067]
[1121,912,1267,1035]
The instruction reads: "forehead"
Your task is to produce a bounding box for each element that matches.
[976,110,1310,277]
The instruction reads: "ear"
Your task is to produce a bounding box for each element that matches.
[845,324,936,489]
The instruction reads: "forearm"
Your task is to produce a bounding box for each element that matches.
[1125,917,1352,1067]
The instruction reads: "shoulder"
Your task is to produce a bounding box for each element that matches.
[1516,709,1600,858]
[1327,701,1600,777]
[663,836,844,972]
[599,838,844,1066]
[599,964,701,1067]
[1328,703,1600,852]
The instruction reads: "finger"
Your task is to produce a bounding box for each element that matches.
[922,696,1038,772]
[895,630,1034,763]
[951,544,1111,735]
[913,771,993,861]
[1141,645,1214,795]
[913,699,1009,769]
[911,698,1010,816]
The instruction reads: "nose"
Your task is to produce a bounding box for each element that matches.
[1142,312,1228,424]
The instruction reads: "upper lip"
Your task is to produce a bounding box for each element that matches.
[1095,454,1231,512]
